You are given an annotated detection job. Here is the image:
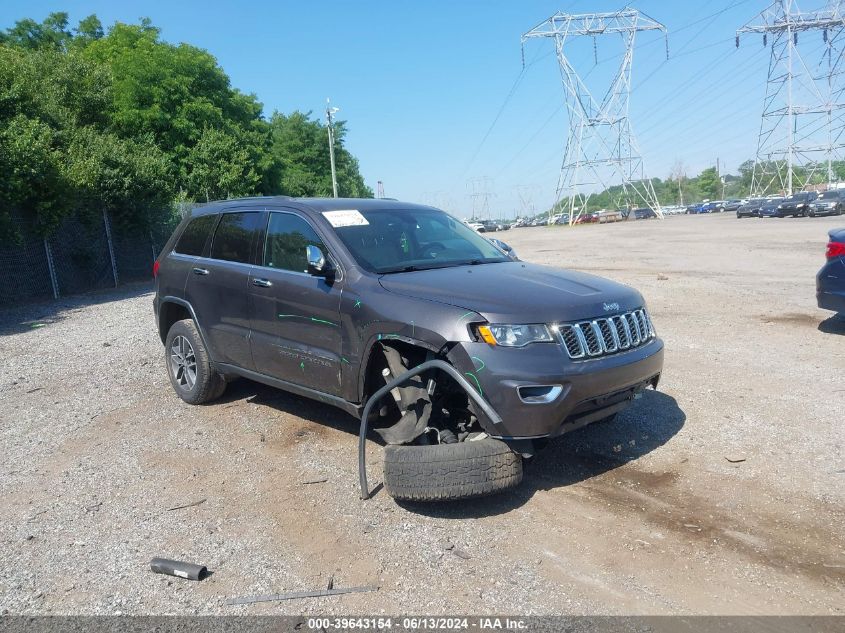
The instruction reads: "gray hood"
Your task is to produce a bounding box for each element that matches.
[378,261,643,323]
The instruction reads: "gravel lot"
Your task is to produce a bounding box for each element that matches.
[1,212,843,615]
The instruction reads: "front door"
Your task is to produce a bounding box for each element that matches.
[249,210,344,395]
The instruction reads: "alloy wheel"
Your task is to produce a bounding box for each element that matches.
[169,335,197,391]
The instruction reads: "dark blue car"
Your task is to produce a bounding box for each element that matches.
[817,228,845,314]
[758,197,785,217]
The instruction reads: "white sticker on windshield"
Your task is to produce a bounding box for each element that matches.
[322,210,369,227]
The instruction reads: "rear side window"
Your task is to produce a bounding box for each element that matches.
[174,215,216,256]
[263,212,326,272]
[210,212,262,263]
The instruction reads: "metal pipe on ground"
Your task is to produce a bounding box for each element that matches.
[150,558,208,581]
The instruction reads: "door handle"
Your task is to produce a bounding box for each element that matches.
[252,278,273,288]
[192,267,209,276]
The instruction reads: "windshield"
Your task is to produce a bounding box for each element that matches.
[819,191,840,199]
[324,207,509,274]
[786,193,807,202]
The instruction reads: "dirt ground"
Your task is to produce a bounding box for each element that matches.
[0,212,843,616]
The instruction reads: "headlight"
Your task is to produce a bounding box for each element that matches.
[777,204,784,209]
[797,203,805,208]
[476,324,553,347]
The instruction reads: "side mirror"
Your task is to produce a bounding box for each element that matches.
[489,238,518,261]
[306,245,333,277]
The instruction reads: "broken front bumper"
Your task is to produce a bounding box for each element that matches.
[449,337,664,439]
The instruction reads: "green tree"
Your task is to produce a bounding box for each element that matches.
[72,15,104,46]
[268,111,372,198]
[697,167,720,199]
[1,12,72,50]
[0,114,71,238]
[66,127,174,230]
[184,127,260,201]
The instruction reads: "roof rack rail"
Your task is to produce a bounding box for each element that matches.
[202,195,293,205]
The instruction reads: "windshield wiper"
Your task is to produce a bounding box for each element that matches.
[462,259,499,266]
[380,265,424,274]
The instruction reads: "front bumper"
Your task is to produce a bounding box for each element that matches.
[811,206,839,216]
[450,338,664,439]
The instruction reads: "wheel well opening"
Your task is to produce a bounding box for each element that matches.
[362,341,479,446]
[159,302,192,344]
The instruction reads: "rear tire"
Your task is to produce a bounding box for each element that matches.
[165,320,226,405]
[383,438,523,502]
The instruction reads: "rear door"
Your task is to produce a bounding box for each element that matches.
[184,210,263,369]
[249,209,344,395]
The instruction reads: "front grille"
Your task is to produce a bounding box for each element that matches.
[557,308,655,359]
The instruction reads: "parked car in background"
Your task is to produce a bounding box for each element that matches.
[599,210,622,223]
[758,198,786,218]
[633,207,657,220]
[699,201,723,213]
[775,191,818,217]
[721,200,743,213]
[817,228,845,315]
[466,221,484,231]
[686,203,703,214]
[809,190,844,217]
[575,211,600,224]
[554,214,571,225]
[479,220,499,233]
[737,198,765,218]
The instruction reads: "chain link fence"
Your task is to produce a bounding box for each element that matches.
[0,210,182,307]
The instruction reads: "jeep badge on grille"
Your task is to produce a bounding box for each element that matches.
[603,302,620,312]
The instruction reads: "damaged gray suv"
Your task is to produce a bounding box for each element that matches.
[153,197,664,501]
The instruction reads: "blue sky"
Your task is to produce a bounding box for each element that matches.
[0,1,823,217]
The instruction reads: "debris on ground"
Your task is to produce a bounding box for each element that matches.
[150,558,208,581]
[226,585,379,605]
[166,499,206,511]
[725,455,747,463]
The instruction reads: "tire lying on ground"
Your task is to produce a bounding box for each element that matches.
[383,438,523,501]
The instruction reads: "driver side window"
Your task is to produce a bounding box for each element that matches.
[264,212,326,273]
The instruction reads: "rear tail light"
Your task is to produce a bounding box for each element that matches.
[152,261,160,278]
[826,241,845,260]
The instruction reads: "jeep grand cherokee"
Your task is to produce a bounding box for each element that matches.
[153,197,664,501]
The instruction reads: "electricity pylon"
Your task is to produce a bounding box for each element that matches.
[467,177,495,220]
[737,1,845,195]
[522,8,667,223]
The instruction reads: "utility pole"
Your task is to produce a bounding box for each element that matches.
[522,8,668,223]
[326,98,339,198]
[717,157,724,199]
[377,181,385,199]
[737,1,845,196]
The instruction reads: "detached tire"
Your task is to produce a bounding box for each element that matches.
[383,438,522,502]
